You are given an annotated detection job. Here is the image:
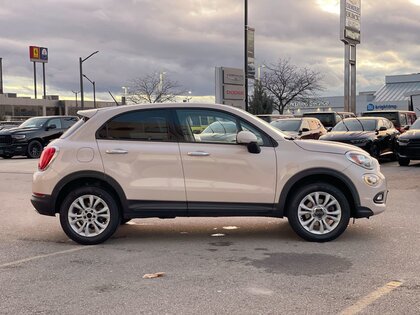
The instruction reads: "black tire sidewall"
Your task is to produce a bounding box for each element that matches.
[398,157,410,166]
[287,182,351,242]
[27,140,43,158]
[59,186,120,245]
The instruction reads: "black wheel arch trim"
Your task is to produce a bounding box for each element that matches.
[276,167,361,218]
[51,170,128,213]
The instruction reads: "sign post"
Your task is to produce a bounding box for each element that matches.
[340,0,361,114]
[29,46,48,99]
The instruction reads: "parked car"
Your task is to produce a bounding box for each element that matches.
[31,103,387,245]
[302,111,354,129]
[256,114,294,122]
[0,116,79,159]
[361,110,417,133]
[320,117,399,158]
[396,118,420,166]
[0,121,22,131]
[270,117,327,139]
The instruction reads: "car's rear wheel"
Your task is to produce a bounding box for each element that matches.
[398,157,410,166]
[287,183,350,242]
[59,186,120,245]
[0,154,12,159]
[26,140,43,158]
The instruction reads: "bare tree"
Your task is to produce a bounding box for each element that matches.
[127,72,185,104]
[261,59,323,114]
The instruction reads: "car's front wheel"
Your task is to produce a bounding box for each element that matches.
[398,157,410,166]
[59,186,120,245]
[287,183,350,242]
[26,140,43,158]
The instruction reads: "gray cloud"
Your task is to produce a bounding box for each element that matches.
[0,0,420,100]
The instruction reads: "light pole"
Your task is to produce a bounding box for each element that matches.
[244,0,249,112]
[122,86,129,105]
[79,50,99,109]
[83,74,96,108]
[71,90,79,107]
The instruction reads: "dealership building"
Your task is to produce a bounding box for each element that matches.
[0,93,116,121]
[287,73,420,117]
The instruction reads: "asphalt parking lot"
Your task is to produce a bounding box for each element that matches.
[0,158,419,314]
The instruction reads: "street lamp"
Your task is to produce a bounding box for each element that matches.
[71,90,79,108]
[83,74,96,108]
[79,50,99,109]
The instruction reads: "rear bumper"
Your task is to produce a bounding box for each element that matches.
[31,194,56,216]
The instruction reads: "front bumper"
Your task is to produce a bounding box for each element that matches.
[31,194,56,216]
[0,143,28,156]
[397,143,420,160]
[344,164,388,217]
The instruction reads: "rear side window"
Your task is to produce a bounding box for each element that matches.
[399,113,408,126]
[97,109,174,142]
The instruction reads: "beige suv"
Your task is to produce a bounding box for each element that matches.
[31,104,387,245]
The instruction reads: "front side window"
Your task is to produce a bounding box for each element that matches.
[47,118,62,129]
[176,109,268,146]
[333,119,377,132]
[97,109,173,141]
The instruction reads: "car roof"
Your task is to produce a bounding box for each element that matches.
[342,117,383,121]
[362,110,416,114]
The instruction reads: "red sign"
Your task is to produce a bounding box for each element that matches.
[29,46,48,63]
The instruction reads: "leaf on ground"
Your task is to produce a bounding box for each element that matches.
[143,272,165,279]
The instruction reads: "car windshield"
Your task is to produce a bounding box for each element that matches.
[271,119,301,131]
[411,119,420,130]
[333,119,377,132]
[19,117,48,128]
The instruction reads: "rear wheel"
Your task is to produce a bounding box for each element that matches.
[398,157,410,166]
[59,186,120,245]
[0,155,12,159]
[287,183,350,242]
[26,140,43,158]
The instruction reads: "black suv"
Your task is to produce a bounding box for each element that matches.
[0,116,78,159]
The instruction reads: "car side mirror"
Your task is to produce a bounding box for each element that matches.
[237,131,261,154]
[404,125,410,131]
[379,126,387,131]
[46,124,57,130]
[327,127,333,132]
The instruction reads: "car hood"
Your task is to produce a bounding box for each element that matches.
[399,130,420,140]
[293,139,364,155]
[320,131,374,141]
[0,127,39,135]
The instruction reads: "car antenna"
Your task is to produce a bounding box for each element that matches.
[108,91,120,106]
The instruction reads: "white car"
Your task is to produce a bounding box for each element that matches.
[31,103,387,245]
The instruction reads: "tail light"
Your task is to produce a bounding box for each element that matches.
[38,146,58,171]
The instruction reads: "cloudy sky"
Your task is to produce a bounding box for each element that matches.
[1,0,420,102]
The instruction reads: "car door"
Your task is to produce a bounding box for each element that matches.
[96,109,187,216]
[175,108,277,215]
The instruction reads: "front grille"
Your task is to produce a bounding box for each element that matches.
[0,135,12,146]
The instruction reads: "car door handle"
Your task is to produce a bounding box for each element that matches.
[105,149,128,154]
[187,151,210,157]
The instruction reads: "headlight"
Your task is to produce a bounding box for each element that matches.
[397,138,409,144]
[12,134,26,140]
[345,151,374,170]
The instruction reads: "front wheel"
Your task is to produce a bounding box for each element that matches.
[287,183,350,242]
[59,186,120,245]
[26,140,43,158]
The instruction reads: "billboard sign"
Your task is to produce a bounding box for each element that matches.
[215,67,245,110]
[29,46,48,63]
[340,0,361,44]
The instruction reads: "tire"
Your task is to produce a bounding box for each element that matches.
[0,155,12,159]
[287,182,351,242]
[398,157,410,166]
[370,143,380,159]
[59,186,121,245]
[26,140,43,158]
